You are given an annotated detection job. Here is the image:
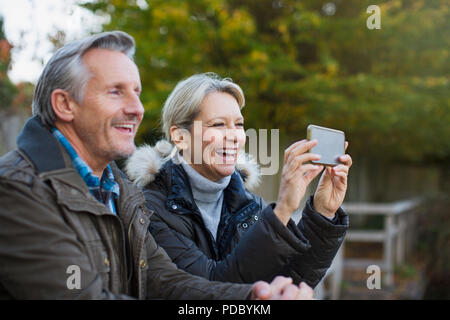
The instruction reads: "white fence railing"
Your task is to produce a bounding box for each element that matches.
[315,198,422,299]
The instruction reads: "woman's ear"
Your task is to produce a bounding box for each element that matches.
[170,125,190,151]
[51,89,76,123]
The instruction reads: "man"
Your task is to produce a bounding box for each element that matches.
[0,31,313,299]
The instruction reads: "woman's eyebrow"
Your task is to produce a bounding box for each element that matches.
[203,115,244,123]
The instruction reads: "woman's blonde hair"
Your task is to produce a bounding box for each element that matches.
[161,72,245,142]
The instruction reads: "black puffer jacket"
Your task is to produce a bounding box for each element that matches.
[125,141,349,287]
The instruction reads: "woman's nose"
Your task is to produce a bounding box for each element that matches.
[224,128,239,144]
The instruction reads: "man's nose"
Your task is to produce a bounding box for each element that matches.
[124,93,145,118]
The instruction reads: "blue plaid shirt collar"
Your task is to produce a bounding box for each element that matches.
[51,128,120,212]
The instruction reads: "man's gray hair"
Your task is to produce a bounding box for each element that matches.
[162,72,245,141]
[32,31,136,127]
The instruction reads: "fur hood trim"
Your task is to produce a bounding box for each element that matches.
[125,139,261,191]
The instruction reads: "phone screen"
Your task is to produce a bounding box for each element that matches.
[307,124,345,166]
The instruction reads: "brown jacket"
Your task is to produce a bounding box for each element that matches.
[0,116,252,299]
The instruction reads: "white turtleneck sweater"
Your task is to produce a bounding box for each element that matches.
[177,153,231,240]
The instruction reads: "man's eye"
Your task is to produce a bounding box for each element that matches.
[212,123,225,127]
[110,89,121,95]
[236,123,244,127]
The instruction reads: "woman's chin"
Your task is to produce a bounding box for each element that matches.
[214,164,236,178]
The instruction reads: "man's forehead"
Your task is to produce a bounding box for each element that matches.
[82,48,140,82]
[82,48,136,69]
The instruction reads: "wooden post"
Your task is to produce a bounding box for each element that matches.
[331,245,343,300]
[384,215,394,287]
[396,214,406,265]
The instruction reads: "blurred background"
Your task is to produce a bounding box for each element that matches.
[0,0,448,299]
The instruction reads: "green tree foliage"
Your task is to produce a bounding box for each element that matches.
[0,17,18,110]
[82,0,449,163]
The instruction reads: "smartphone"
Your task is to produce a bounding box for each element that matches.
[307,124,345,166]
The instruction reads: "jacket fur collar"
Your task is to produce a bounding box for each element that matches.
[125,139,261,191]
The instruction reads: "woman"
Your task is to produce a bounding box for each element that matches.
[125,73,352,287]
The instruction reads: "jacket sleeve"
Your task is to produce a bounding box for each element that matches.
[0,179,131,300]
[149,199,311,284]
[285,195,349,287]
[143,229,253,300]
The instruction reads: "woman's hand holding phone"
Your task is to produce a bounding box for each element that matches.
[313,141,353,218]
[274,139,324,225]
[274,125,353,224]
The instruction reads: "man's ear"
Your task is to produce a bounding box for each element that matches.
[51,89,76,123]
[170,125,190,151]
